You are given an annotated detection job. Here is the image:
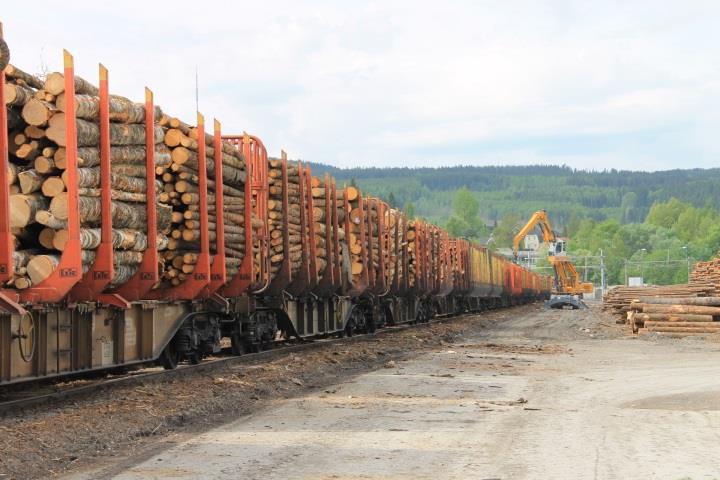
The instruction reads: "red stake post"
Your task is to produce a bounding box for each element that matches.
[111,87,158,302]
[0,24,11,284]
[20,50,82,304]
[150,113,211,300]
[205,119,227,296]
[69,63,114,302]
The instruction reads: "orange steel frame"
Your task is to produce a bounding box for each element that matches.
[221,133,268,297]
[18,51,82,305]
[68,64,114,303]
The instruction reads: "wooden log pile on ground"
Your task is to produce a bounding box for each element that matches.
[602,284,715,316]
[155,117,248,286]
[689,256,720,295]
[602,283,720,337]
[3,65,171,288]
[627,296,720,336]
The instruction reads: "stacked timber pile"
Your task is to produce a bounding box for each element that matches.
[342,186,362,282]
[267,159,302,279]
[628,297,720,336]
[407,221,417,288]
[689,257,720,294]
[365,199,381,278]
[602,284,714,317]
[310,177,344,276]
[383,208,401,287]
[4,65,172,289]
[156,118,247,286]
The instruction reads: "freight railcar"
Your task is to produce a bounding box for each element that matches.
[0,41,551,385]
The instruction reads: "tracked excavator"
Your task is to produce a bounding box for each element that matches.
[513,210,593,309]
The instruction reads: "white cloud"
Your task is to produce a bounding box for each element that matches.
[4,1,719,170]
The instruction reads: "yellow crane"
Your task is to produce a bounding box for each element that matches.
[513,210,593,305]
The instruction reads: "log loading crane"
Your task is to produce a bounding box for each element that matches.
[513,210,593,309]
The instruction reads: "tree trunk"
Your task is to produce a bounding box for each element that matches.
[56,93,148,124]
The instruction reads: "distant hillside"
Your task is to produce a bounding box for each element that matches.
[307,163,720,227]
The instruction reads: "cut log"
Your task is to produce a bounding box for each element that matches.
[18,169,44,194]
[5,65,43,89]
[21,98,55,126]
[41,176,66,197]
[27,254,60,285]
[24,125,46,140]
[56,93,147,123]
[38,228,56,250]
[34,156,57,174]
[15,140,41,161]
[35,210,68,229]
[44,72,99,96]
[63,167,148,193]
[10,193,48,228]
[6,162,18,186]
[5,83,34,106]
[45,115,164,147]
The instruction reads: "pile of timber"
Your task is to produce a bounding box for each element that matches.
[689,256,720,295]
[627,297,720,336]
[4,65,172,289]
[407,221,417,288]
[267,159,302,278]
[342,186,362,282]
[155,117,248,286]
[382,208,401,286]
[602,283,715,317]
[309,177,340,276]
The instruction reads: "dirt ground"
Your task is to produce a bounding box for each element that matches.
[4,302,720,479]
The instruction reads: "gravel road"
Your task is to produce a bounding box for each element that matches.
[70,303,720,479]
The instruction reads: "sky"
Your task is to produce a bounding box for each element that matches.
[5,1,720,170]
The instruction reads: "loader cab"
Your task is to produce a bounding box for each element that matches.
[548,239,567,257]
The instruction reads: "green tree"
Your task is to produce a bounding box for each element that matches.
[491,212,522,248]
[404,201,415,219]
[387,192,397,208]
[445,188,488,240]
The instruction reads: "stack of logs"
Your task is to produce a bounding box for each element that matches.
[689,256,720,295]
[4,64,172,289]
[267,159,302,278]
[407,221,417,288]
[627,297,720,336]
[343,187,363,283]
[383,208,401,287]
[309,177,342,277]
[155,118,248,286]
[602,284,715,317]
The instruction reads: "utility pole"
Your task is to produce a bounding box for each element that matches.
[599,249,606,293]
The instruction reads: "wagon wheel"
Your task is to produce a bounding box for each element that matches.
[16,312,37,363]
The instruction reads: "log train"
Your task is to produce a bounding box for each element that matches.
[0,33,551,385]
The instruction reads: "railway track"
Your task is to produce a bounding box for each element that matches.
[0,309,482,415]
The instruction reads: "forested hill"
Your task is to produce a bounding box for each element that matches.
[307,164,720,227]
